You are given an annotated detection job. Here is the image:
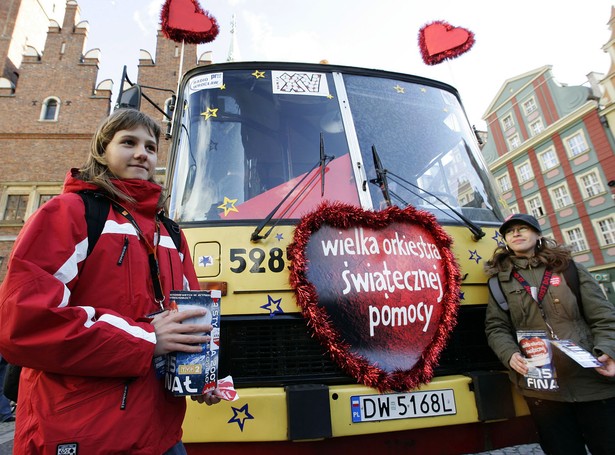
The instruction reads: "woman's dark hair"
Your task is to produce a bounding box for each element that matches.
[77,109,162,204]
[485,236,572,275]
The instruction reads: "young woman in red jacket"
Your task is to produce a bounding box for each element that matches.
[0,109,222,454]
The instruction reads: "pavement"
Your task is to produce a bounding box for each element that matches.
[0,420,14,455]
[0,419,545,455]
[467,444,545,455]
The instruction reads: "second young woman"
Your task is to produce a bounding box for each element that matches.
[485,213,615,455]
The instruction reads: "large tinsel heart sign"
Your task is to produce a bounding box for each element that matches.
[288,202,460,392]
[419,20,475,65]
[161,0,219,44]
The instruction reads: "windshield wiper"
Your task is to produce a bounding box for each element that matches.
[250,133,334,242]
[369,145,392,207]
[368,146,485,241]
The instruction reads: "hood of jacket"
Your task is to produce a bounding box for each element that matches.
[63,168,162,219]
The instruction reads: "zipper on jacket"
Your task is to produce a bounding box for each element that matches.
[120,378,134,410]
[117,236,129,265]
[167,248,177,291]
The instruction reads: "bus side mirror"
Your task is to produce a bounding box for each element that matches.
[116,85,142,110]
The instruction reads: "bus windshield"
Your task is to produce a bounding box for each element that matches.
[168,64,503,224]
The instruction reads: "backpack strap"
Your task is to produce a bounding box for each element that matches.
[159,212,182,251]
[488,262,581,316]
[488,275,509,311]
[563,261,583,319]
[80,190,182,254]
[78,190,111,256]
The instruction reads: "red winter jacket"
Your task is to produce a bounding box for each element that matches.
[0,170,200,454]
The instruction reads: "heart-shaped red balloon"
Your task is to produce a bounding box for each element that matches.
[160,0,219,44]
[288,202,460,392]
[419,20,475,65]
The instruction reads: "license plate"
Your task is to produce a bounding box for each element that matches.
[350,389,456,423]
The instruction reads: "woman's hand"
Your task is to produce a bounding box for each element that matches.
[191,388,224,406]
[151,309,212,357]
[509,352,529,375]
[595,354,615,377]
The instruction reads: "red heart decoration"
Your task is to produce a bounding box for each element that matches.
[288,202,460,392]
[419,20,475,65]
[161,0,219,44]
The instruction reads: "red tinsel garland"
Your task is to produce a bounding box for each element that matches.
[160,0,219,45]
[288,202,461,392]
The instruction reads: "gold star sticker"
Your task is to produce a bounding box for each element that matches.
[327,94,334,99]
[200,107,218,120]
[218,197,239,216]
[252,70,265,79]
[220,84,226,90]
[393,84,405,93]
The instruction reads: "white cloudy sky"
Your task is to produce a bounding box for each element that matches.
[76,0,613,129]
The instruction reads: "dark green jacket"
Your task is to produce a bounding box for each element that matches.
[485,257,615,401]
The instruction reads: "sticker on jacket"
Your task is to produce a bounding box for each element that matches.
[517,330,559,391]
[57,443,78,455]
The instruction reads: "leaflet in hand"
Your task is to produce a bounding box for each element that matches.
[517,330,558,391]
[551,339,604,368]
[165,290,221,396]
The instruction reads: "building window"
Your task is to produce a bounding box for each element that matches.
[1,186,60,222]
[508,203,519,214]
[40,96,60,121]
[502,114,514,130]
[508,134,521,150]
[563,226,588,253]
[515,160,533,183]
[538,147,559,172]
[576,170,603,199]
[497,173,512,192]
[550,184,572,209]
[2,194,29,221]
[594,217,615,246]
[526,195,544,218]
[564,130,588,158]
[530,119,544,136]
[523,98,537,115]
[38,194,55,207]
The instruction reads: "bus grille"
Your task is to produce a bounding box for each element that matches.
[219,305,501,388]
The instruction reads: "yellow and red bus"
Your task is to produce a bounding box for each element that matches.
[159,61,536,453]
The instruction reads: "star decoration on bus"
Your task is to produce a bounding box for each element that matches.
[252,70,265,79]
[261,295,284,317]
[275,233,284,241]
[468,249,482,264]
[327,94,334,99]
[201,107,218,120]
[217,196,238,216]
[198,255,213,267]
[459,290,465,300]
[492,230,505,247]
[394,84,405,93]
[220,84,226,90]
[228,404,254,431]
